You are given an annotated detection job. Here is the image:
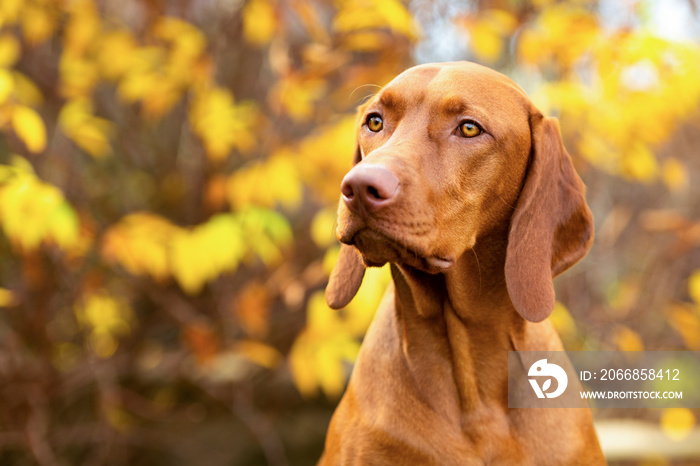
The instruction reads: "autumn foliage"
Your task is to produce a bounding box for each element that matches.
[1,0,700,464]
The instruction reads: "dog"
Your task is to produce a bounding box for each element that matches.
[319,62,605,465]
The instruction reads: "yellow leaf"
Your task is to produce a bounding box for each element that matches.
[271,77,325,121]
[529,24,700,188]
[310,207,338,248]
[662,157,688,192]
[549,301,577,341]
[0,33,20,67]
[141,82,181,120]
[468,21,503,63]
[0,177,39,248]
[242,0,277,46]
[317,346,346,397]
[103,213,249,293]
[152,16,193,40]
[196,215,246,279]
[0,156,79,252]
[516,29,543,65]
[289,341,318,396]
[0,69,13,104]
[233,340,281,368]
[96,30,137,80]
[26,183,64,248]
[189,86,258,161]
[612,326,644,352]
[322,246,340,276]
[58,99,113,158]
[20,5,56,45]
[12,71,43,106]
[667,304,700,350]
[11,106,46,153]
[621,142,658,183]
[47,202,80,250]
[227,154,302,210]
[344,265,390,336]
[0,287,17,307]
[0,0,24,24]
[333,0,419,40]
[156,17,206,65]
[462,10,518,63]
[289,292,361,398]
[341,31,387,52]
[375,0,420,39]
[688,271,700,306]
[69,119,112,158]
[237,208,292,266]
[117,69,160,103]
[171,215,246,294]
[537,6,599,67]
[1,153,34,175]
[153,17,207,89]
[306,291,340,331]
[101,212,180,281]
[59,53,99,98]
[74,291,133,359]
[661,408,695,442]
[64,0,100,54]
[80,293,131,335]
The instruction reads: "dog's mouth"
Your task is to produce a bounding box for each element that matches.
[341,228,455,274]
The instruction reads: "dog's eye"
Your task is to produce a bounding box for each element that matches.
[458,121,482,138]
[367,115,383,132]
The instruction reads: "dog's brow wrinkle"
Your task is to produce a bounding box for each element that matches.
[440,95,468,116]
[379,90,408,114]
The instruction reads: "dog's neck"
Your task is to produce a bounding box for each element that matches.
[390,231,527,423]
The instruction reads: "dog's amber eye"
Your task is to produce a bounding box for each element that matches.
[367,115,383,132]
[458,121,482,138]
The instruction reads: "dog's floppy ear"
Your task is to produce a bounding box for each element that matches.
[326,243,366,309]
[505,115,594,323]
[325,110,367,309]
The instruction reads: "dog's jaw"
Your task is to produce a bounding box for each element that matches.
[338,222,455,274]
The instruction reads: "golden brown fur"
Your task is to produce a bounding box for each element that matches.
[321,62,605,465]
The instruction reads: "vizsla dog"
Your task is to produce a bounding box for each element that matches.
[320,62,605,465]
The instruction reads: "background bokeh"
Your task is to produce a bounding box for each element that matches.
[1,0,700,464]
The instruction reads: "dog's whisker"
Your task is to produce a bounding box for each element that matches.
[471,247,482,297]
[350,84,381,104]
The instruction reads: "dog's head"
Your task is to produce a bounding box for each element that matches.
[326,62,593,323]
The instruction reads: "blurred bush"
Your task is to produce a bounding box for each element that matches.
[0,0,699,464]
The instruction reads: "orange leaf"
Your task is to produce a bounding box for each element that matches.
[183,324,220,365]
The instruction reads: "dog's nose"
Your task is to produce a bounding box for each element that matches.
[341,164,399,212]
